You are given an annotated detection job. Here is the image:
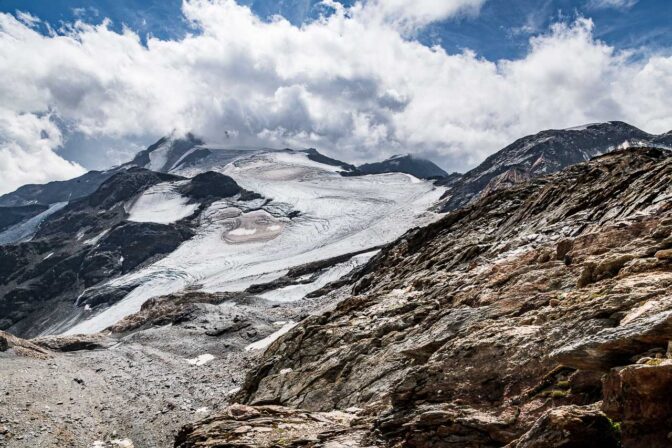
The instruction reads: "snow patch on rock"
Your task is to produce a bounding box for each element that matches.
[127,182,198,224]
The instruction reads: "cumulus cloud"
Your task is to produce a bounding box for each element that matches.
[0,110,85,193]
[0,0,671,194]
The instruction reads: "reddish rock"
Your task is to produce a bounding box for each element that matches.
[603,361,672,448]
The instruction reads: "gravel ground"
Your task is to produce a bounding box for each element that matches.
[0,288,347,448]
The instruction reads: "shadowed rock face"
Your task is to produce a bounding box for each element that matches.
[179,171,260,201]
[0,170,118,208]
[355,154,450,179]
[177,148,672,447]
[506,405,620,448]
[0,205,49,233]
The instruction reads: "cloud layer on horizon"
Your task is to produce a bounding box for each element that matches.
[0,0,671,194]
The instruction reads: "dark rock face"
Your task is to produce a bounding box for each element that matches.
[0,204,49,232]
[0,170,117,207]
[179,171,259,201]
[204,148,672,447]
[441,121,671,212]
[355,154,449,178]
[97,221,194,273]
[303,148,357,172]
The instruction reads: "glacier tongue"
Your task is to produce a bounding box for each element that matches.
[65,150,445,335]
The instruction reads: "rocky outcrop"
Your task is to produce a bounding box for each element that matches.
[31,333,116,352]
[203,148,672,447]
[107,291,248,333]
[174,404,372,448]
[0,330,50,358]
[179,171,260,201]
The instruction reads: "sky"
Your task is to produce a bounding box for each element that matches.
[0,0,671,194]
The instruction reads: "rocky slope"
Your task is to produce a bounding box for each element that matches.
[440,121,672,211]
[175,147,672,447]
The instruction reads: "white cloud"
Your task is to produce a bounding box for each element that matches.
[0,0,670,194]
[0,110,85,193]
[587,0,638,10]
[355,0,486,32]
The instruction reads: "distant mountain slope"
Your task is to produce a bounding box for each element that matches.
[354,153,449,179]
[441,121,672,211]
[0,170,118,208]
[0,168,259,337]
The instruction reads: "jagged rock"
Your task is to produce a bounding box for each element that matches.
[507,405,620,448]
[602,361,672,447]
[0,330,50,358]
[174,405,371,448]
[377,403,519,447]
[550,310,672,371]
[108,291,243,333]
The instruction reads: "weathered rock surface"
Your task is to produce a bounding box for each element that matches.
[214,148,672,447]
[507,405,620,448]
[31,333,116,352]
[603,360,672,447]
[0,330,50,358]
[174,404,374,448]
